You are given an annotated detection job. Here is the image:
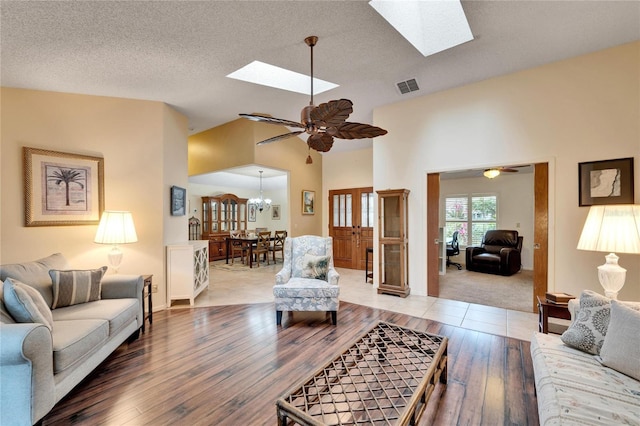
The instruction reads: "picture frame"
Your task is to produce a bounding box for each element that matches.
[271,205,281,220]
[23,147,104,226]
[302,190,315,215]
[170,186,186,216]
[248,203,257,222]
[578,157,634,206]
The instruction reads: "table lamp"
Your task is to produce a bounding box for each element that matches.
[94,211,138,272]
[577,204,640,299]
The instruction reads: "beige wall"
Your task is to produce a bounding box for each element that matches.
[322,148,374,236]
[375,41,640,300]
[0,88,189,310]
[187,119,323,236]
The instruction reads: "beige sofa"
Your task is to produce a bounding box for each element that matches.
[0,253,143,426]
[530,291,640,425]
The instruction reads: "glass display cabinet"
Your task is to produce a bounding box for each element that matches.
[377,189,410,297]
[201,194,247,260]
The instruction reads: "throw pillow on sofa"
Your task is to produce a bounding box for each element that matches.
[3,278,53,330]
[49,266,107,309]
[561,290,610,355]
[301,253,330,281]
[599,300,640,381]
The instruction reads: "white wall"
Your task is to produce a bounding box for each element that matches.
[374,42,640,300]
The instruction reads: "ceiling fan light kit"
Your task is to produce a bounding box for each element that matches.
[484,169,501,179]
[239,36,388,163]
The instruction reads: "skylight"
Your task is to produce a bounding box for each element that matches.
[369,0,473,57]
[226,61,338,95]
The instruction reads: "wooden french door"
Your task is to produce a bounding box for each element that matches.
[329,187,374,269]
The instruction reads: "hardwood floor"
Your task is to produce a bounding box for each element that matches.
[42,302,539,425]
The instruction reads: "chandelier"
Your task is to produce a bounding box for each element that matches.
[249,170,272,212]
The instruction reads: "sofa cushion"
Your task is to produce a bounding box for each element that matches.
[0,253,69,307]
[599,300,640,381]
[0,279,17,324]
[531,332,640,425]
[301,253,330,281]
[49,267,107,309]
[51,298,139,336]
[273,277,340,298]
[560,290,610,355]
[3,278,54,330]
[52,319,109,373]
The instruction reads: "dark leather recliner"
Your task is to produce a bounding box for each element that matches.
[465,230,523,276]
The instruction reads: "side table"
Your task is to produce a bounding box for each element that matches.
[365,247,373,283]
[141,275,153,332]
[537,295,571,334]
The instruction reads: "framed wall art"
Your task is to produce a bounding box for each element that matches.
[302,190,315,215]
[248,203,257,222]
[23,147,104,226]
[272,205,281,220]
[578,157,634,206]
[170,186,186,216]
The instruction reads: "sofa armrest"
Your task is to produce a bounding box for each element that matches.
[327,268,340,286]
[465,246,484,264]
[0,323,55,425]
[499,247,521,274]
[101,274,143,299]
[275,268,291,285]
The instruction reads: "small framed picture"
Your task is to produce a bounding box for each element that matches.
[272,205,281,220]
[170,186,186,216]
[23,147,104,226]
[248,203,257,222]
[578,157,634,206]
[302,190,315,215]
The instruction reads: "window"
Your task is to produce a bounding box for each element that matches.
[444,194,497,246]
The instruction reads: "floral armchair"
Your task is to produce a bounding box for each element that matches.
[274,235,340,325]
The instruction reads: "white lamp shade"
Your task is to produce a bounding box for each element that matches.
[94,211,138,245]
[577,205,640,254]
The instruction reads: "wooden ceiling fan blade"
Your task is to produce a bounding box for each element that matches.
[256,131,305,146]
[239,113,304,128]
[307,133,334,152]
[309,99,353,128]
[330,122,388,139]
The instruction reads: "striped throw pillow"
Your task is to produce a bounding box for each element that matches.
[49,267,107,309]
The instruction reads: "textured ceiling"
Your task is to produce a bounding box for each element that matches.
[1,1,638,188]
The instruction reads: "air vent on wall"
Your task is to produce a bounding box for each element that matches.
[396,78,419,95]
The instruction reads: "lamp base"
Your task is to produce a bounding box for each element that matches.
[597,252,626,300]
[108,246,123,273]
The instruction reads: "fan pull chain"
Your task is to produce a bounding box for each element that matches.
[306,146,313,164]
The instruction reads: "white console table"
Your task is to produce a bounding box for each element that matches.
[167,240,209,306]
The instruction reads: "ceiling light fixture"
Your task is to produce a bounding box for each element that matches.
[369,0,474,57]
[226,60,338,95]
[249,170,272,212]
[484,169,500,179]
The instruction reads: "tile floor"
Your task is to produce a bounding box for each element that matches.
[175,260,551,342]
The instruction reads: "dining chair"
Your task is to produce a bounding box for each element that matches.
[254,231,271,267]
[230,230,247,264]
[270,230,287,263]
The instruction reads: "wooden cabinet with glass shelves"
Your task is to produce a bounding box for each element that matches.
[377,189,410,297]
[201,193,248,261]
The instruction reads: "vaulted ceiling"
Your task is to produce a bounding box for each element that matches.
[2,1,638,155]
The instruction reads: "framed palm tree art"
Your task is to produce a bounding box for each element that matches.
[23,147,104,226]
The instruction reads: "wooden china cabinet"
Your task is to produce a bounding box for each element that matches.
[201,193,248,261]
[376,189,410,297]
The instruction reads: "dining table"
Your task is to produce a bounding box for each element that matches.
[225,235,264,268]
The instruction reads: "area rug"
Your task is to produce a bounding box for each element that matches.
[439,268,533,312]
[210,261,249,272]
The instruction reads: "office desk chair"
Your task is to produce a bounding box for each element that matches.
[446,231,463,270]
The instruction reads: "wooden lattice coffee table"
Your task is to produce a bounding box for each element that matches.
[276,321,448,425]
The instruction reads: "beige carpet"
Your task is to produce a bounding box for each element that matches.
[439,268,534,312]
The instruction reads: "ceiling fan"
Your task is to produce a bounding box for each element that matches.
[483,165,529,178]
[239,36,388,164]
